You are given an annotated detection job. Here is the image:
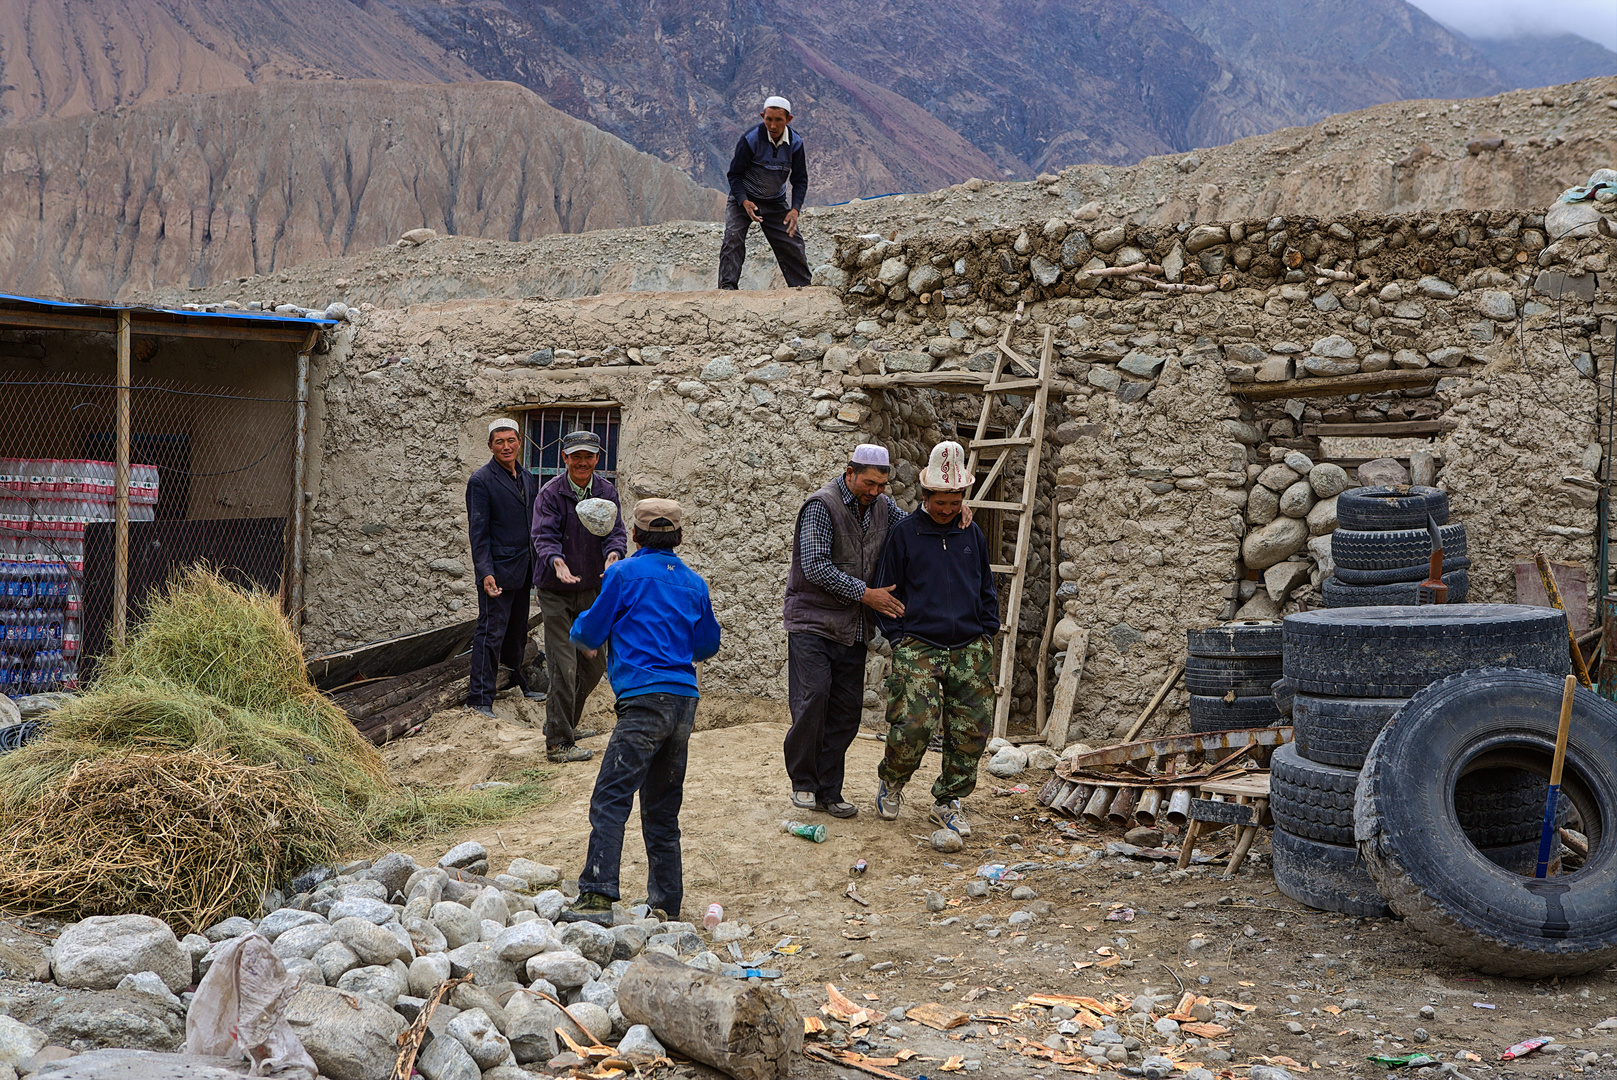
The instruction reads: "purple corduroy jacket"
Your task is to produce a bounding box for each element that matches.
[530,472,628,592]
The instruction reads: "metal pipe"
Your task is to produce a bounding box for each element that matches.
[1061,783,1092,817]
[1106,786,1138,826]
[1082,785,1114,824]
[288,336,314,626]
[1164,787,1193,827]
[113,310,131,647]
[1134,788,1163,827]
[1038,777,1063,807]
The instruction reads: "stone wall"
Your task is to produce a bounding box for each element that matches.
[297,204,1615,745]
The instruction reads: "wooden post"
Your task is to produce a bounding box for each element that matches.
[1034,506,1061,733]
[287,331,316,625]
[1039,629,1089,750]
[113,310,131,647]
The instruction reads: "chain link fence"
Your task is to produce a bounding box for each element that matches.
[1,373,299,696]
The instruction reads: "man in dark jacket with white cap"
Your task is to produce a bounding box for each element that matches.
[465,418,545,717]
[531,429,628,762]
[718,95,811,290]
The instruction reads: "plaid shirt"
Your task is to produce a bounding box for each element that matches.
[796,476,909,643]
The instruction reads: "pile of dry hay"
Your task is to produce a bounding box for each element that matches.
[0,568,542,931]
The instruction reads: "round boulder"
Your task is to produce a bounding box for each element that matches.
[53,915,190,993]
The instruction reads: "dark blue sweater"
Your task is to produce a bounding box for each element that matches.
[873,511,1000,649]
[726,124,808,210]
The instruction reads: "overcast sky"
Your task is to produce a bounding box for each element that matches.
[1406,0,1617,52]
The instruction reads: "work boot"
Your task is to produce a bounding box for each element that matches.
[559,891,615,926]
[523,689,548,702]
[876,779,904,821]
[817,799,858,819]
[930,799,972,837]
[547,744,594,763]
[469,705,497,719]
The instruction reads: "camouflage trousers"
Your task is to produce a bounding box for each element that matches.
[877,638,995,804]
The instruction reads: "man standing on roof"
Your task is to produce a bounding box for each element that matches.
[531,430,628,763]
[781,444,971,818]
[871,441,1000,839]
[464,419,546,718]
[717,95,812,291]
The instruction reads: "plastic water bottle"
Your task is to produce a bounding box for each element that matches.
[781,820,827,843]
[704,903,723,930]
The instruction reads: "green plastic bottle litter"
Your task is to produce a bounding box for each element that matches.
[781,819,826,843]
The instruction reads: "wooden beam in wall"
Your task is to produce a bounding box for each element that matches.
[1227,369,1447,401]
[1302,419,1453,438]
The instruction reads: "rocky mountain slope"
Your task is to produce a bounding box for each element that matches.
[0,80,724,301]
[142,75,1617,311]
[1,0,1608,204]
[0,0,479,125]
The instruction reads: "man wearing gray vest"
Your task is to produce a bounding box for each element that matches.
[782,444,904,818]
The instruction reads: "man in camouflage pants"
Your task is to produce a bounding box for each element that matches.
[869,442,1000,836]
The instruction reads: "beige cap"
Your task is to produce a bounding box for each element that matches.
[633,498,683,532]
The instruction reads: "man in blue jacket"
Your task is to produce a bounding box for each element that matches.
[464,419,544,717]
[870,442,1000,838]
[718,95,811,290]
[563,499,722,923]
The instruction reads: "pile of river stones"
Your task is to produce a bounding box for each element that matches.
[0,842,763,1080]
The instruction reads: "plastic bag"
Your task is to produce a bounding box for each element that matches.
[184,933,317,1078]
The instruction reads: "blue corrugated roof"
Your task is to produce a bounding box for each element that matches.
[0,291,339,326]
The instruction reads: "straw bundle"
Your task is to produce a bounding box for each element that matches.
[0,751,344,929]
[0,567,544,930]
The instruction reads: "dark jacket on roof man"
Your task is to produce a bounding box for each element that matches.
[718,95,812,290]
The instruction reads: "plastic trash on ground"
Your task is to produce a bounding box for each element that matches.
[185,933,317,1078]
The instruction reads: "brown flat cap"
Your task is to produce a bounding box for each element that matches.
[633,498,683,531]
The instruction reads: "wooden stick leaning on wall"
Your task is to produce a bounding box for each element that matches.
[1034,505,1061,734]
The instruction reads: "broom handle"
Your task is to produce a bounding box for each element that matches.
[1535,553,1593,689]
[1535,674,1577,879]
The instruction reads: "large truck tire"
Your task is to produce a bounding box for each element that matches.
[1283,605,1569,699]
[1322,569,1469,609]
[1335,486,1449,530]
[1184,656,1286,697]
[1332,555,1471,586]
[1356,668,1617,977]
[1331,523,1467,570]
[1271,827,1392,918]
[1293,695,1406,768]
[1186,622,1283,659]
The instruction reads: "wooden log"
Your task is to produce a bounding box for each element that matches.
[618,952,801,1080]
[1229,368,1445,401]
[334,654,471,721]
[1081,261,1163,278]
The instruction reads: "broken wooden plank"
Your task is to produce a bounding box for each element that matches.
[1042,629,1090,750]
[841,371,1079,394]
[906,1003,970,1030]
[1228,369,1447,401]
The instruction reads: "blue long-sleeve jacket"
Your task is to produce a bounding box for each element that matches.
[570,548,722,699]
[873,511,1000,649]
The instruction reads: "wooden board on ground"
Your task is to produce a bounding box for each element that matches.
[306,617,484,690]
[906,1003,970,1030]
[1042,629,1089,750]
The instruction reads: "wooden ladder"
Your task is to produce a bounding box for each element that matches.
[964,325,1054,741]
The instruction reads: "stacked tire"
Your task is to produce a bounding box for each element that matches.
[1272,606,1571,917]
[1325,486,1471,608]
[1185,623,1283,733]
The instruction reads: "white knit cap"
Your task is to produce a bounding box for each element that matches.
[763,95,793,113]
[488,418,519,436]
[919,441,972,492]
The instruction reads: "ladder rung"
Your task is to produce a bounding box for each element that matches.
[968,500,1026,511]
[985,378,1043,393]
[971,437,1034,450]
[990,563,1018,574]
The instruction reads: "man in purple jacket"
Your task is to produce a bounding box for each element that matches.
[531,430,628,763]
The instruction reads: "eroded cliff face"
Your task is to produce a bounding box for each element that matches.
[0,80,724,300]
[0,0,481,125]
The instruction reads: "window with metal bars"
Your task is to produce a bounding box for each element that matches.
[523,406,621,484]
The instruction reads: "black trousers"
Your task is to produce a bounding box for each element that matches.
[783,631,866,804]
[717,197,812,289]
[579,693,698,918]
[468,584,530,707]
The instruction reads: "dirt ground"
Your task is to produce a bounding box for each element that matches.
[383,688,1617,1080]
